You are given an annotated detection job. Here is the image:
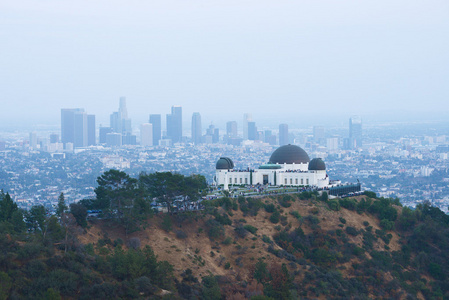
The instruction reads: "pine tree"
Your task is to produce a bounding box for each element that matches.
[56,192,67,217]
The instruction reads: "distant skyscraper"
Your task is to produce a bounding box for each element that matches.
[50,133,59,144]
[191,112,202,145]
[119,97,128,118]
[99,127,112,144]
[279,124,289,146]
[149,114,161,146]
[313,126,325,145]
[326,137,339,151]
[87,114,96,146]
[213,128,219,143]
[167,106,182,143]
[226,121,237,137]
[110,112,121,134]
[61,108,84,146]
[247,121,257,140]
[74,111,87,147]
[349,116,362,149]
[140,123,153,147]
[29,132,37,149]
[264,130,276,145]
[243,113,252,140]
[61,108,94,148]
[110,97,131,135]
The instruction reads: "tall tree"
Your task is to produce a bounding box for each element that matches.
[56,192,67,217]
[70,203,88,228]
[139,172,206,214]
[25,205,48,239]
[94,169,137,216]
[0,192,18,222]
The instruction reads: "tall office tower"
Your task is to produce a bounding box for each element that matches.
[119,97,128,118]
[110,97,132,135]
[149,114,161,146]
[87,114,96,146]
[74,111,87,147]
[243,113,252,140]
[279,124,289,146]
[349,115,362,149]
[226,121,237,137]
[213,128,219,143]
[191,112,202,145]
[61,108,93,148]
[247,121,257,140]
[61,108,84,146]
[140,123,153,147]
[119,97,132,134]
[29,132,37,149]
[110,111,121,134]
[313,126,325,145]
[264,130,276,145]
[327,137,339,151]
[166,106,182,143]
[50,133,59,144]
[99,127,112,144]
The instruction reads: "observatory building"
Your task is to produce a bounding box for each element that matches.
[215,144,330,190]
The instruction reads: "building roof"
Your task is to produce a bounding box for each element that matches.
[216,157,234,170]
[308,158,326,170]
[269,144,310,164]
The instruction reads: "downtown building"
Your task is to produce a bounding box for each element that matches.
[166,106,182,143]
[61,108,95,148]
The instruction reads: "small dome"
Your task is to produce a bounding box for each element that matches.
[269,144,310,164]
[216,157,234,170]
[308,158,326,171]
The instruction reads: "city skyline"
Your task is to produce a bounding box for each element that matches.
[54,103,366,149]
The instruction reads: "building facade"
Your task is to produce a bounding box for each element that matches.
[191,112,202,145]
[215,144,329,190]
[149,114,161,146]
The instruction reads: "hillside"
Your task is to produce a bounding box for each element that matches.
[1,190,449,299]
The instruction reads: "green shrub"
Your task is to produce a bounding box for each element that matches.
[264,203,275,213]
[339,199,357,210]
[162,215,172,232]
[345,226,358,236]
[290,211,301,220]
[380,219,394,231]
[206,219,225,240]
[320,192,328,202]
[328,200,340,211]
[243,225,258,234]
[339,217,346,224]
[363,191,377,198]
[262,235,272,244]
[222,237,233,245]
[310,207,319,215]
[269,210,280,224]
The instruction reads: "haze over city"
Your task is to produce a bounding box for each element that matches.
[1,0,449,128]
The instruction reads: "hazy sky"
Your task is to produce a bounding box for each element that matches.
[1,0,448,128]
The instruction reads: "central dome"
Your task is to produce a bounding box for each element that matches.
[216,157,234,170]
[269,144,310,164]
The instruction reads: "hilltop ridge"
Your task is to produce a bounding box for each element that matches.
[1,190,449,299]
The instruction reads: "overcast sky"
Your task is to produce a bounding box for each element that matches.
[1,0,448,128]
